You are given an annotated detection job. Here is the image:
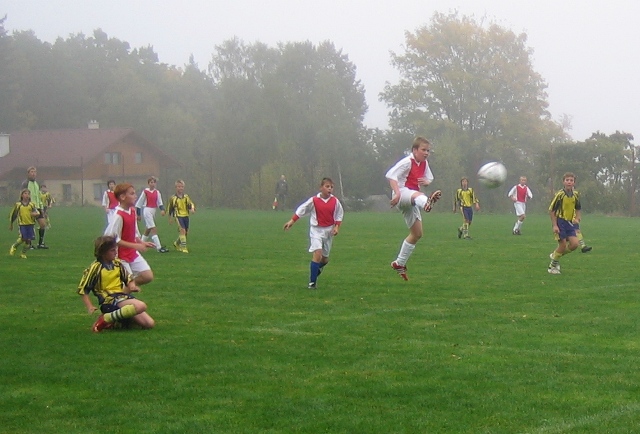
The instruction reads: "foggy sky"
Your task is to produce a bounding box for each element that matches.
[3,0,639,141]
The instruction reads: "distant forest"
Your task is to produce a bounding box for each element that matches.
[0,13,637,214]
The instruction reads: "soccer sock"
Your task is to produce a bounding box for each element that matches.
[516,220,523,230]
[463,222,469,237]
[38,228,45,245]
[141,234,149,242]
[22,243,30,253]
[414,195,428,209]
[310,261,321,283]
[396,240,416,265]
[577,232,586,247]
[179,234,187,248]
[549,250,561,267]
[151,234,162,250]
[104,304,137,323]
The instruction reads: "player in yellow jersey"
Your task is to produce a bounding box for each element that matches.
[9,189,40,258]
[78,235,155,332]
[453,177,480,240]
[39,184,55,229]
[167,180,196,253]
[547,172,582,274]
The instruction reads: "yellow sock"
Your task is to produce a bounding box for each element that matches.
[552,251,562,260]
[179,234,187,248]
[104,304,137,323]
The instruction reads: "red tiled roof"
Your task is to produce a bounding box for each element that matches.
[0,128,176,178]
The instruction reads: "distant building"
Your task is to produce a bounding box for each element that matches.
[0,123,179,205]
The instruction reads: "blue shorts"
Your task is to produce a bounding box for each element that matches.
[177,216,190,232]
[556,218,577,240]
[19,225,36,241]
[462,206,474,222]
[100,293,136,313]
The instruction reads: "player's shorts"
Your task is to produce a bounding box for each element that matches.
[555,218,577,240]
[121,254,151,276]
[142,207,158,229]
[100,293,136,313]
[308,225,334,257]
[514,202,526,217]
[19,224,36,240]
[177,216,190,231]
[393,188,422,228]
[462,206,474,222]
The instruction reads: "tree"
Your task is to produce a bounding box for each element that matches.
[381,12,565,208]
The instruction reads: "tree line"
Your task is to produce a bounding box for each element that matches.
[0,13,636,214]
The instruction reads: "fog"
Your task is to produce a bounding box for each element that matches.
[4,0,639,140]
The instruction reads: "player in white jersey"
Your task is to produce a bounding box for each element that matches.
[507,176,533,235]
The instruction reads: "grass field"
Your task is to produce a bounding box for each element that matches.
[1,206,639,433]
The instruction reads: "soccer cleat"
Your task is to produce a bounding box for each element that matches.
[308,282,317,289]
[158,247,170,253]
[92,315,112,333]
[173,240,180,250]
[513,230,521,235]
[29,245,35,250]
[549,253,560,271]
[20,254,27,259]
[547,267,561,275]
[37,244,49,249]
[391,261,408,281]
[458,228,463,239]
[181,247,189,253]
[9,245,16,256]
[581,246,592,253]
[423,190,442,212]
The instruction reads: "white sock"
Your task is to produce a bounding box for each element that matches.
[141,235,149,242]
[396,240,416,266]
[516,220,523,230]
[414,195,428,209]
[151,234,161,250]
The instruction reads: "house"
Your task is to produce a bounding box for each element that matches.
[0,123,180,206]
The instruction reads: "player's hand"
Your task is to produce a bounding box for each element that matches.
[160,210,166,217]
[87,306,97,314]
[9,225,13,231]
[418,177,431,186]
[390,196,399,207]
[137,216,141,221]
[168,217,174,225]
[283,220,294,231]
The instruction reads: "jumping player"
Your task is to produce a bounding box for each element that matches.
[385,136,442,280]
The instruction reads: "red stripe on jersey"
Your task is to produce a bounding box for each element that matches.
[405,159,427,191]
[312,196,338,227]
[116,208,138,262]
[144,189,159,208]
[107,191,118,209]
[516,185,529,202]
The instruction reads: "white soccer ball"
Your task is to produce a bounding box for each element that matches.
[477,162,507,189]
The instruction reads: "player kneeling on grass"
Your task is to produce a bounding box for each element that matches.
[283,177,344,289]
[77,235,155,332]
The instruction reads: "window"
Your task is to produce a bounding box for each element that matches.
[93,183,104,201]
[104,152,121,165]
[62,184,72,201]
[135,152,143,164]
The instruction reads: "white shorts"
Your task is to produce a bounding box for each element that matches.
[308,225,334,257]
[121,254,151,276]
[514,202,526,217]
[394,188,422,229]
[142,207,157,229]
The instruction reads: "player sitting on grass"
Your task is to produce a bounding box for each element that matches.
[77,235,155,333]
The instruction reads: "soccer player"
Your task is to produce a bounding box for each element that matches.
[453,177,480,240]
[507,176,533,235]
[385,136,442,281]
[104,183,156,286]
[283,177,344,289]
[78,235,155,332]
[21,166,49,249]
[547,172,582,274]
[167,180,196,253]
[39,184,55,229]
[8,189,40,259]
[101,180,118,224]
[135,176,169,253]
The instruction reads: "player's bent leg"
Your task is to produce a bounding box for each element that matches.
[134,270,154,286]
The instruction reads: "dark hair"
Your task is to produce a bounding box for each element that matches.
[94,235,117,259]
[320,177,334,186]
[107,179,116,186]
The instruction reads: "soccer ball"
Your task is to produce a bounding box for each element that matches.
[477,162,507,188]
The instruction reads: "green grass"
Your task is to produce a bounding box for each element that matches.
[1,207,639,433]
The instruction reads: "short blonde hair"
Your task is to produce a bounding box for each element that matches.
[175,179,185,186]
